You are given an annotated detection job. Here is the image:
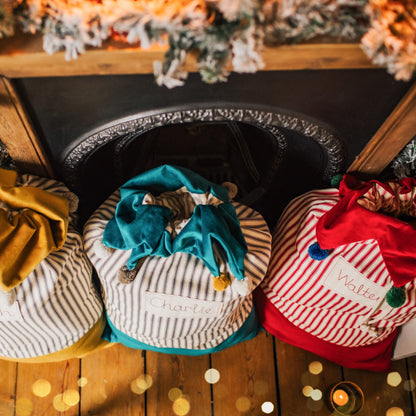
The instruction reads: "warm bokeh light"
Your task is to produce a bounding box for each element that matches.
[168,387,183,402]
[387,372,402,387]
[403,379,416,391]
[78,377,88,388]
[15,398,33,416]
[32,379,51,398]
[310,389,322,401]
[308,361,323,375]
[62,389,80,407]
[386,407,405,416]
[235,396,251,412]
[131,374,153,395]
[53,394,71,412]
[204,368,220,384]
[261,401,274,414]
[172,397,191,416]
[302,385,313,397]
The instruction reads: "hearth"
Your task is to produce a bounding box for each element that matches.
[12,69,412,226]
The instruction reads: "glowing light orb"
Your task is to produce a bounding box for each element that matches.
[302,385,313,397]
[53,394,71,412]
[261,401,274,414]
[131,374,153,395]
[78,377,88,387]
[62,389,80,407]
[173,397,191,415]
[204,368,220,384]
[235,396,251,412]
[32,379,51,398]
[386,407,405,416]
[403,379,416,391]
[387,372,402,387]
[168,387,183,402]
[308,361,323,375]
[310,389,323,401]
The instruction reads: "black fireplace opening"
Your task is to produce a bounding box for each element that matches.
[67,119,341,227]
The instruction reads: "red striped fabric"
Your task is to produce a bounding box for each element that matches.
[260,188,416,360]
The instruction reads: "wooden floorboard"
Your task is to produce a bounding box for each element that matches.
[0,336,415,416]
[211,331,278,416]
[146,350,211,416]
[274,337,344,416]
[343,359,414,416]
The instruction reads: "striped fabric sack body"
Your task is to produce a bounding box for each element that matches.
[256,175,416,371]
[0,169,105,361]
[84,165,271,354]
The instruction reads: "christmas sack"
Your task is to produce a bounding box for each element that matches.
[83,165,271,354]
[255,174,416,371]
[0,168,106,362]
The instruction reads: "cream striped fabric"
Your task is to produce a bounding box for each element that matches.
[0,175,103,358]
[262,189,416,348]
[84,189,271,350]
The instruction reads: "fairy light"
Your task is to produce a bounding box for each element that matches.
[32,379,51,398]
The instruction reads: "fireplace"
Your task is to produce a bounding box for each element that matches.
[11,68,412,225]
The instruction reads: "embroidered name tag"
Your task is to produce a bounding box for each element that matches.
[0,302,23,321]
[322,257,388,308]
[144,291,224,319]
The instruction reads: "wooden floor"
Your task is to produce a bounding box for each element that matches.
[1,332,415,416]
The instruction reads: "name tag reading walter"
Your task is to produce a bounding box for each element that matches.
[144,291,224,319]
[322,256,389,308]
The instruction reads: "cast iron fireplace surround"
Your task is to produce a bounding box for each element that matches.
[13,69,412,226]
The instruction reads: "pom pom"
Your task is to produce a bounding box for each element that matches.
[308,242,329,260]
[232,277,252,296]
[386,286,406,308]
[330,174,343,189]
[212,272,231,291]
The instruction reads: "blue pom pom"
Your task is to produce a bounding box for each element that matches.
[308,242,329,260]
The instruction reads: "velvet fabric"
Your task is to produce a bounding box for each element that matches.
[103,165,247,279]
[316,175,416,287]
[0,168,69,291]
[102,308,260,355]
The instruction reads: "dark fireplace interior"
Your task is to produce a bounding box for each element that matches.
[13,69,412,227]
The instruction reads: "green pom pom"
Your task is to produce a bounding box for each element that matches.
[330,174,343,188]
[386,286,406,308]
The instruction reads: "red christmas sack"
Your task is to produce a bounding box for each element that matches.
[255,175,416,371]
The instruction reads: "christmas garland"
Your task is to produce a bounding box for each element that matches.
[0,0,415,88]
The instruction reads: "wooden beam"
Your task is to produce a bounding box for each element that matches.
[348,81,416,177]
[0,33,376,78]
[0,76,54,177]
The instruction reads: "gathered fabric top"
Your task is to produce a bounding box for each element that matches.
[102,165,247,280]
[0,168,69,291]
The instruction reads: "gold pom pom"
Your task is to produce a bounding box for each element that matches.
[212,272,231,291]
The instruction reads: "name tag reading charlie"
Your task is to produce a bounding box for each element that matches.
[144,291,224,319]
[322,257,388,308]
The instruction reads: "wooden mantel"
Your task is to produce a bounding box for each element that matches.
[0,32,415,178]
[0,33,377,78]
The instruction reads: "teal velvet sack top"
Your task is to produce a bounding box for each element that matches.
[102,165,247,280]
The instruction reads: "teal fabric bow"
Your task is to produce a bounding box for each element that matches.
[102,165,247,280]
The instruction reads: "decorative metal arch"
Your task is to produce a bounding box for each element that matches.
[62,107,345,190]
